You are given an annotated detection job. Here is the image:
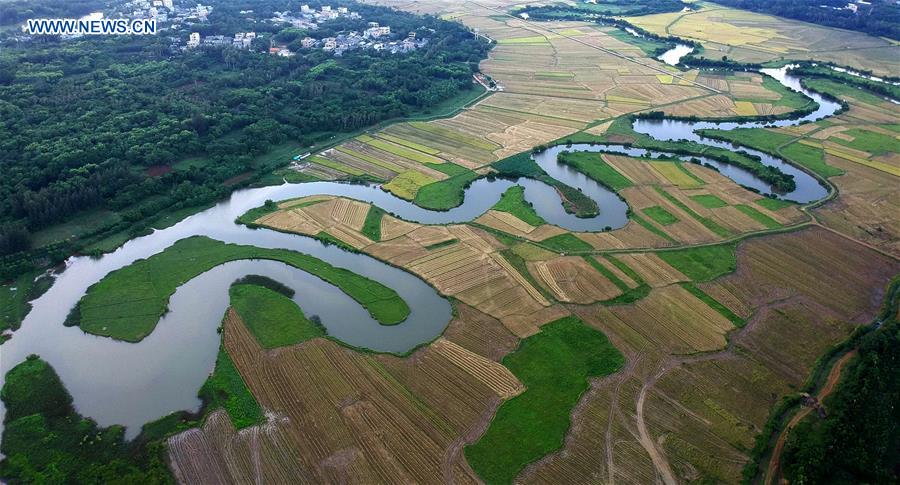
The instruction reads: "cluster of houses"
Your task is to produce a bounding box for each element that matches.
[283,24,428,57]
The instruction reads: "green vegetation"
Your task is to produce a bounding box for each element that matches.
[465,316,625,484]
[690,194,728,208]
[425,238,459,250]
[781,142,843,178]
[804,78,887,107]
[540,233,594,253]
[361,206,385,242]
[734,204,780,229]
[782,317,900,484]
[75,236,409,341]
[229,284,324,349]
[760,76,816,110]
[556,152,633,191]
[657,243,737,282]
[755,197,795,211]
[682,283,744,327]
[493,187,546,226]
[654,187,732,238]
[425,162,471,177]
[413,171,479,210]
[0,271,51,334]
[630,213,677,243]
[642,206,679,226]
[199,345,264,429]
[0,355,172,483]
[831,128,900,156]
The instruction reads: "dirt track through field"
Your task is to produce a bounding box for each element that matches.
[764,350,857,485]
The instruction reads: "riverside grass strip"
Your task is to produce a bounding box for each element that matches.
[76,236,410,341]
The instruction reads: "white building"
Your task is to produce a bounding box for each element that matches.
[300,5,313,14]
[187,32,200,48]
[365,26,391,38]
[301,37,317,48]
[323,37,337,50]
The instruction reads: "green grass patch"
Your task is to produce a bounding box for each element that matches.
[642,206,679,226]
[493,186,546,226]
[699,127,794,154]
[556,151,633,191]
[229,284,324,348]
[465,316,624,484]
[76,236,410,341]
[804,78,888,107]
[690,194,728,208]
[199,344,264,428]
[362,206,385,242]
[315,231,356,251]
[425,238,459,251]
[654,187,732,238]
[755,197,794,211]
[681,283,745,327]
[630,213,677,243]
[425,162,471,177]
[831,128,900,156]
[735,204,780,229]
[540,233,594,253]
[781,142,843,178]
[657,243,737,282]
[413,171,479,210]
[492,151,544,178]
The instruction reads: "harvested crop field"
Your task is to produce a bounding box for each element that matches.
[519,228,900,484]
[169,302,521,484]
[528,256,622,304]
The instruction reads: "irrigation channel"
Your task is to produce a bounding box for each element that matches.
[0,45,847,439]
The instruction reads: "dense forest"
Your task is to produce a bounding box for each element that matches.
[715,0,900,40]
[0,0,489,268]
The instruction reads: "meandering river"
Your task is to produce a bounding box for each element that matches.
[0,43,844,439]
